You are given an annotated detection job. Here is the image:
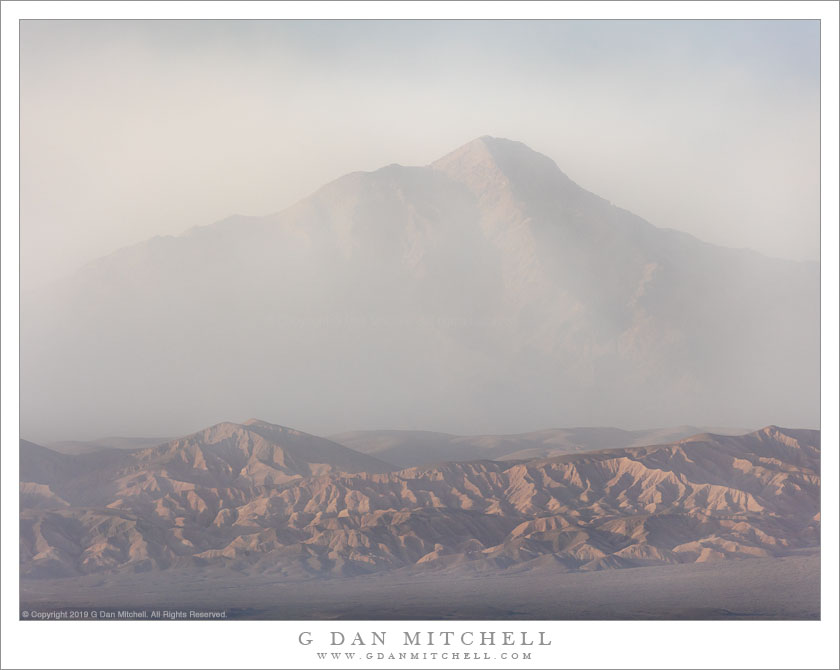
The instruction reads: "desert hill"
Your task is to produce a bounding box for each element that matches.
[20,422,819,580]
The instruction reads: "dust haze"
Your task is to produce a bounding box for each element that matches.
[21,137,818,443]
[20,20,819,291]
[19,21,820,442]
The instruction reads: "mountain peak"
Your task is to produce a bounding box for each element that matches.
[432,135,533,171]
[431,136,577,201]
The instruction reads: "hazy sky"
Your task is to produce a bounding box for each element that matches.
[20,20,819,288]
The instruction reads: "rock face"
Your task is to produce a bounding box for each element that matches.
[20,137,818,440]
[20,422,820,579]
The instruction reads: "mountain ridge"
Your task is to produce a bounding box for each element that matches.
[20,420,820,580]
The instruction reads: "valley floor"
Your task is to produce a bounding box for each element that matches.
[20,553,819,620]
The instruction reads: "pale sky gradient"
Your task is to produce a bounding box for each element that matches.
[20,20,820,289]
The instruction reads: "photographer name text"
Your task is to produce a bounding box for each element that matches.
[298,631,551,647]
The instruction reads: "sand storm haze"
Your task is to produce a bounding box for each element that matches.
[20,137,819,443]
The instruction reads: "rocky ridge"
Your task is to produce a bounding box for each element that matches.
[20,422,819,579]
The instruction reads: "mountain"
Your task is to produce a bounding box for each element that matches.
[328,425,751,468]
[20,422,819,580]
[20,419,392,503]
[20,137,819,440]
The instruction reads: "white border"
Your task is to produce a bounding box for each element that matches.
[2,3,837,669]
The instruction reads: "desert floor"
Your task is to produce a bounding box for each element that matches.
[20,552,819,620]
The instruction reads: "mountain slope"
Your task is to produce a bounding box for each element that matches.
[20,425,819,579]
[20,137,819,440]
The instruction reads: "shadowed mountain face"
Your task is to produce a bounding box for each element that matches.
[20,137,818,441]
[20,422,819,580]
